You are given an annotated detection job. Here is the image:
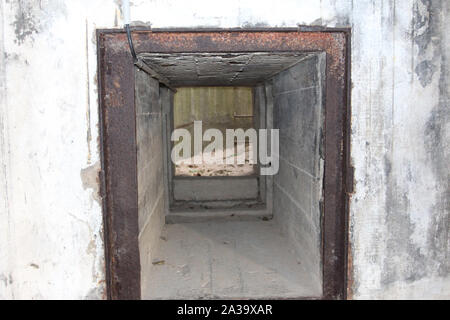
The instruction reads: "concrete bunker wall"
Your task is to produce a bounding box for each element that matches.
[271,53,326,286]
[135,70,166,293]
[1,1,448,300]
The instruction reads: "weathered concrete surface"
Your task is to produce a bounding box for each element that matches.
[141,220,321,299]
[135,69,166,297]
[347,0,449,299]
[272,54,325,289]
[166,207,271,224]
[160,87,173,218]
[0,0,448,299]
[173,177,258,201]
[0,0,113,299]
[141,52,310,86]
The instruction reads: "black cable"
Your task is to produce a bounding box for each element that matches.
[124,23,175,92]
[125,24,138,63]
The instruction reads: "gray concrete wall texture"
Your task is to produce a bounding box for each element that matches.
[135,70,166,295]
[173,177,259,201]
[272,54,325,288]
[0,0,448,299]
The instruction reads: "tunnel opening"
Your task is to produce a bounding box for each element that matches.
[98,30,350,300]
[137,51,325,298]
[172,86,256,178]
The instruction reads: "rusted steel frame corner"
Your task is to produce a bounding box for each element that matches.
[342,28,353,300]
[96,30,113,300]
[97,29,142,300]
[322,32,349,299]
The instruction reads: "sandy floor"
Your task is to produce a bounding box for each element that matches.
[175,142,256,176]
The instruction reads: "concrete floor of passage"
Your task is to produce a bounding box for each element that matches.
[142,220,322,299]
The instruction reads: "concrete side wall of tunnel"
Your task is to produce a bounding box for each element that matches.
[135,69,166,296]
[271,53,326,289]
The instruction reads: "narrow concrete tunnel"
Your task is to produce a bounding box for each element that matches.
[134,52,326,299]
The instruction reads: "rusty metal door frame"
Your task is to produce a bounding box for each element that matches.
[97,28,352,300]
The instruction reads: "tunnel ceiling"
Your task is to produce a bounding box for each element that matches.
[139,52,313,86]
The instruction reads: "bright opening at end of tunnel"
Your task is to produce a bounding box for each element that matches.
[171,120,279,176]
[172,87,279,177]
